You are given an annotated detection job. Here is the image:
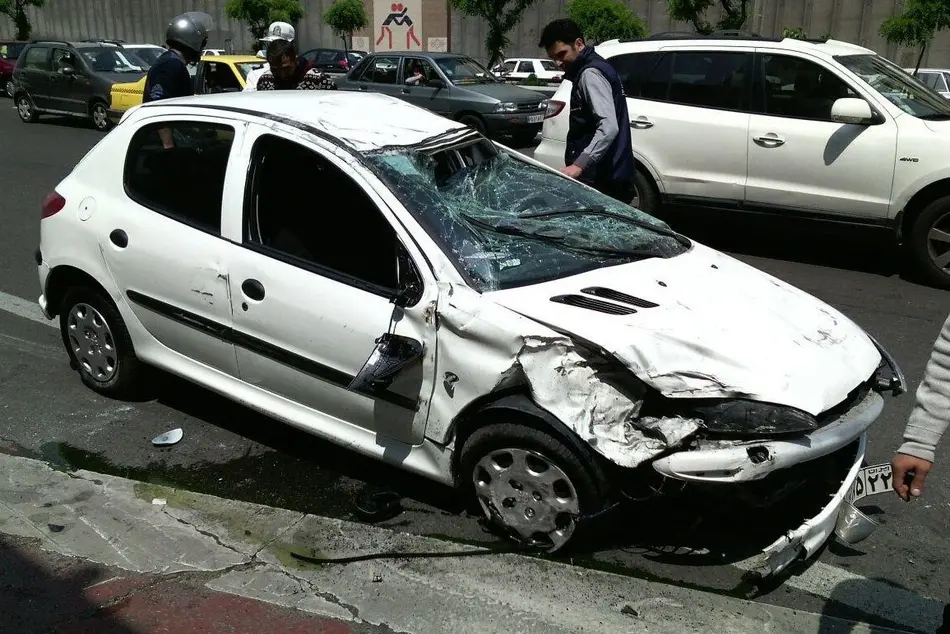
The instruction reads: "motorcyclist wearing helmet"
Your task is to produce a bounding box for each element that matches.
[244,21,295,91]
[143,11,210,104]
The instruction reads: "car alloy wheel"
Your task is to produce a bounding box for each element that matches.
[472,446,581,551]
[66,302,119,383]
[16,95,35,122]
[3,79,13,99]
[91,102,110,131]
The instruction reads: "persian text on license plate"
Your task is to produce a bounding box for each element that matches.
[846,463,893,504]
[528,114,544,124]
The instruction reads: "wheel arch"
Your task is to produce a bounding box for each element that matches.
[45,264,116,319]
[899,177,950,244]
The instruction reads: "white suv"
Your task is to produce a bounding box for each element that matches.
[534,33,950,287]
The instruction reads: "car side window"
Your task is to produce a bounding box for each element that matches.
[401,56,436,84]
[760,54,858,121]
[124,121,236,234]
[244,134,410,293]
[362,56,400,84]
[22,46,49,70]
[205,62,241,92]
[609,51,659,97]
[52,48,77,72]
[517,61,534,73]
[503,61,516,72]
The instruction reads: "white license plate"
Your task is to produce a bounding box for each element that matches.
[846,463,893,503]
[527,114,544,124]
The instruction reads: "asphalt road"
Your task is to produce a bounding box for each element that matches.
[2,104,949,633]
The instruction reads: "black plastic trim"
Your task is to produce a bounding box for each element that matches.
[125,289,417,410]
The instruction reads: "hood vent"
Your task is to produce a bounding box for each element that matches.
[581,286,659,309]
[550,294,638,315]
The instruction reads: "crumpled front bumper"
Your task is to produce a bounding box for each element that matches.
[650,390,884,579]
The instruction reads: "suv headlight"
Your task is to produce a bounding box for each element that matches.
[494,102,517,112]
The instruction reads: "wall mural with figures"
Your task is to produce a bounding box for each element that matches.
[373,0,423,51]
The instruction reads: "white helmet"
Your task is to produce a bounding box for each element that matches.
[261,21,295,42]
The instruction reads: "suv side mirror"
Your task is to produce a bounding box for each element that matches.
[831,97,875,125]
[427,77,445,89]
[60,65,75,76]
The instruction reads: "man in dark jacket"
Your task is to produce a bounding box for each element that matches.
[539,18,635,203]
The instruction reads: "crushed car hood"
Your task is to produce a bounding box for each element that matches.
[488,243,881,416]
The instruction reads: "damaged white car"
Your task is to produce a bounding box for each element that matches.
[36,91,905,578]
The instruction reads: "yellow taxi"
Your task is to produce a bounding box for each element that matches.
[109,54,264,122]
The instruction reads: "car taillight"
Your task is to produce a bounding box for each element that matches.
[544,100,565,119]
[41,192,65,218]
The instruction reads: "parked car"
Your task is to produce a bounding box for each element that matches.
[120,43,166,67]
[300,47,367,74]
[35,90,904,576]
[493,57,563,83]
[0,40,27,98]
[535,32,950,288]
[13,39,147,131]
[336,51,547,144]
[905,67,950,98]
[108,54,264,123]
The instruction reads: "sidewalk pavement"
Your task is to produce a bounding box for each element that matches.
[0,452,910,633]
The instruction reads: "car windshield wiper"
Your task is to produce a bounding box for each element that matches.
[459,213,666,261]
[519,206,692,247]
[919,113,950,120]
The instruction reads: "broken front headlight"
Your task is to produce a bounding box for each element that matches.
[668,399,818,437]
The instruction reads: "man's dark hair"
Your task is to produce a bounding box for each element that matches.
[538,18,584,49]
[266,38,296,63]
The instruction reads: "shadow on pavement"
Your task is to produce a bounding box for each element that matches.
[0,536,138,633]
[819,574,947,633]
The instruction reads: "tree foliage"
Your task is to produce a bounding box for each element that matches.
[450,0,540,68]
[0,0,45,40]
[567,0,647,44]
[225,0,305,39]
[880,0,950,72]
[667,0,749,35]
[324,0,368,50]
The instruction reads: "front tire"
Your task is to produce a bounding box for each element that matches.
[908,195,950,288]
[458,114,487,136]
[59,287,142,398]
[459,421,607,552]
[632,169,659,216]
[3,78,14,99]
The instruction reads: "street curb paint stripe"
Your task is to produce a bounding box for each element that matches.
[0,290,56,329]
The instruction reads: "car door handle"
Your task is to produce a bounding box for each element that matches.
[109,229,128,248]
[630,116,654,129]
[753,133,785,147]
[241,278,265,301]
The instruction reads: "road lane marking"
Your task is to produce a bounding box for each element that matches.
[0,290,55,328]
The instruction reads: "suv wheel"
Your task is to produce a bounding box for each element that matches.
[632,169,659,216]
[16,94,38,122]
[90,101,111,131]
[3,78,13,99]
[908,195,950,288]
[458,114,487,136]
[59,286,142,398]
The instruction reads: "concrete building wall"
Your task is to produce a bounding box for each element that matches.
[0,0,946,67]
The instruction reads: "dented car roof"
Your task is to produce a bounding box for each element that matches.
[129,91,471,152]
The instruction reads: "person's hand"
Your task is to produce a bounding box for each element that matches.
[892,453,933,501]
[560,165,583,179]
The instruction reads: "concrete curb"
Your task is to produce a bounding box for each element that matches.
[0,452,903,633]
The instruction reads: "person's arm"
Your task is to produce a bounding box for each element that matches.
[893,311,950,499]
[406,74,422,85]
[243,69,259,91]
[571,68,620,173]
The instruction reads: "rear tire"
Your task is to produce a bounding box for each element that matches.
[632,168,660,216]
[458,421,608,552]
[16,93,38,122]
[3,78,13,99]
[90,100,112,131]
[907,195,950,288]
[59,286,142,398]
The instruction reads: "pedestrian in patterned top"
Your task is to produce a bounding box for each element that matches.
[255,39,337,91]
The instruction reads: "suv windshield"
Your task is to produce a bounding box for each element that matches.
[434,56,499,84]
[366,139,688,291]
[836,54,950,119]
[0,42,25,60]
[125,46,164,66]
[80,47,146,73]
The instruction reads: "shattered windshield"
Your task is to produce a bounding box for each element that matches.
[835,54,950,119]
[367,140,689,291]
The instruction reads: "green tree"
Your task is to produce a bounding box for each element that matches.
[0,0,45,40]
[225,0,305,40]
[567,0,647,44]
[324,0,368,52]
[450,0,540,68]
[880,0,950,74]
[667,0,749,35]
